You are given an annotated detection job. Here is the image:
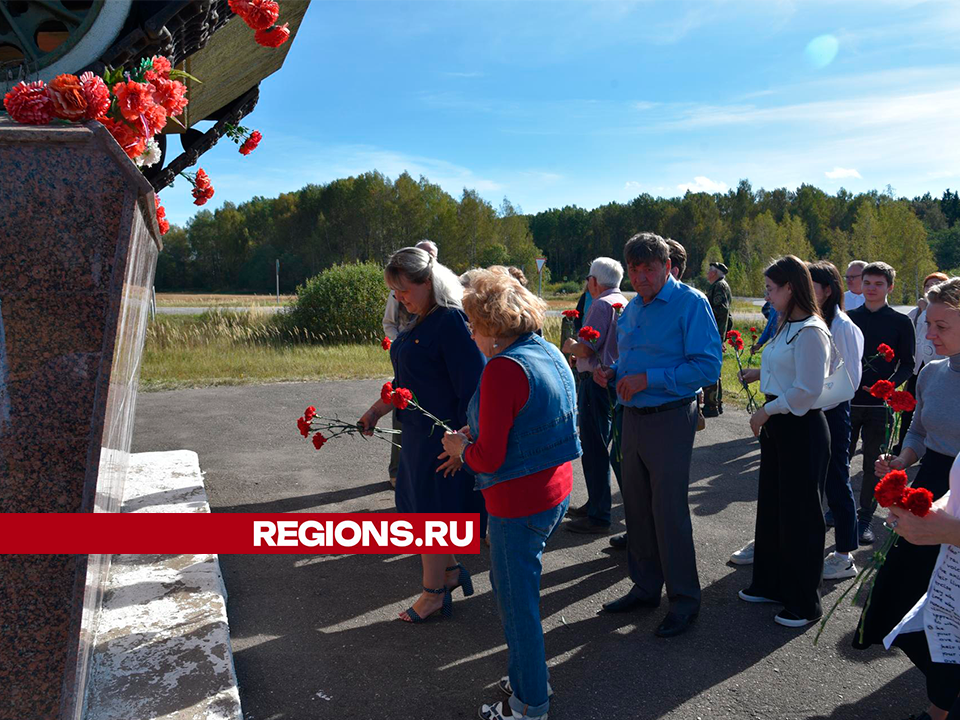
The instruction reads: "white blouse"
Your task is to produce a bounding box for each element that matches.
[824,311,864,412]
[884,454,960,662]
[759,315,832,417]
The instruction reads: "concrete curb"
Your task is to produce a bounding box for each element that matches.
[86,451,241,720]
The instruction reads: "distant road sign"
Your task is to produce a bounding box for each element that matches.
[535,258,546,273]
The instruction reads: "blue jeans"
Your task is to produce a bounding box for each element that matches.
[488,495,570,718]
[822,402,858,553]
[578,375,620,524]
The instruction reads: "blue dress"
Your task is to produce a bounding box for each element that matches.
[391,305,487,516]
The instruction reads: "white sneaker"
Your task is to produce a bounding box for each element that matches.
[479,701,546,720]
[730,539,755,565]
[498,676,554,698]
[822,552,858,580]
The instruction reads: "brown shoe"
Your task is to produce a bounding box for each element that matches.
[566,503,589,519]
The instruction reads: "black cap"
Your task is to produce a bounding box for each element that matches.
[710,262,729,274]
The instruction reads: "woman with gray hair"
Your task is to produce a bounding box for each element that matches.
[359,247,487,623]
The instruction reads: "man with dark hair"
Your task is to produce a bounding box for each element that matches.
[595,232,723,638]
[848,261,915,543]
[702,262,732,417]
[666,239,687,280]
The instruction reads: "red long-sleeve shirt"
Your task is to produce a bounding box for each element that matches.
[464,357,572,519]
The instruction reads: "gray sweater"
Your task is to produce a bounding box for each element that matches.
[904,354,960,459]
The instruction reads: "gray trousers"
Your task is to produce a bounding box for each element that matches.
[621,400,701,614]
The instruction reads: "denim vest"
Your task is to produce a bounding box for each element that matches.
[466,333,581,490]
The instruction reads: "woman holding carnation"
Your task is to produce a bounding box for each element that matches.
[853,278,960,719]
[736,256,836,628]
[440,269,581,720]
[358,247,486,623]
[807,261,864,580]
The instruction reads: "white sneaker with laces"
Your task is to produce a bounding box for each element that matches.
[730,539,755,565]
[822,551,858,580]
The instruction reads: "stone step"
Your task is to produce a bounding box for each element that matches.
[86,451,241,720]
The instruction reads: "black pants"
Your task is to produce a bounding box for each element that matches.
[855,450,955,649]
[750,410,830,620]
[850,405,888,522]
[895,631,960,712]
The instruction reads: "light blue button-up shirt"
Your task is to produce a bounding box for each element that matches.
[615,275,723,408]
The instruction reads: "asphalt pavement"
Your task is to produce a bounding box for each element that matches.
[133,380,923,720]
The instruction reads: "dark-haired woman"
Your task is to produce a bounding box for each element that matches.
[808,261,864,581]
[737,256,834,628]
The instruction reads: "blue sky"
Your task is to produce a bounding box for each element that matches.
[163,0,960,225]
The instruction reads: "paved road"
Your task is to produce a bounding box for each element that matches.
[133,381,921,720]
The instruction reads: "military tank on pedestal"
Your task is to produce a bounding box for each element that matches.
[0,0,309,191]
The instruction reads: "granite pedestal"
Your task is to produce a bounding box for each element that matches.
[0,118,162,720]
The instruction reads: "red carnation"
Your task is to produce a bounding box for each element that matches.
[241,0,280,29]
[875,469,909,508]
[902,487,934,517]
[562,310,580,319]
[381,382,394,404]
[46,74,87,120]
[391,387,413,410]
[255,23,290,47]
[155,195,169,235]
[579,326,601,343]
[877,343,895,362]
[750,327,758,333]
[612,303,624,311]
[887,390,917,414]
[239,130,262,155]
[144,56,172,82]
[312,432,328,450]
[228,0,252,17]
[735,338,744,352]
[79,72,110,120]
[304,406,317,421]
[726,330,741,341]
[382,337,391,351]
[100,117,147,159]
[113,80,155,123]
[151,78,188,117]
[191,169,215,205]
[297,416,311,438]
[4,80,54,125]
[142,103,168,136]
[868,379,895,400]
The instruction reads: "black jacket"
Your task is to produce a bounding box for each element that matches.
[848,304,916,406]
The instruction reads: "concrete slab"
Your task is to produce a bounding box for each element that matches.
[86,451,240,720]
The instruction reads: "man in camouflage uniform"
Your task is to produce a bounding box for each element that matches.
[703,262,731,417]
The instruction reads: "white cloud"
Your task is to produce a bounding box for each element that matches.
[825,167,862,179]
[677,176,728,194]
[624,181,643,191]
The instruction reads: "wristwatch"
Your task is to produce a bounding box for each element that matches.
[458,436,472,464]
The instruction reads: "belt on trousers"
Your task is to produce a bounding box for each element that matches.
[626,397,695,416]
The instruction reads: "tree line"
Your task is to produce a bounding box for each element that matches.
[157,173,960,304]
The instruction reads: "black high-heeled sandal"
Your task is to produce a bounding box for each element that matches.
[446,563,475,597]
[400,586,452,623]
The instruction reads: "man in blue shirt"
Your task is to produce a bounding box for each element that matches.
[594,232,722,638]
